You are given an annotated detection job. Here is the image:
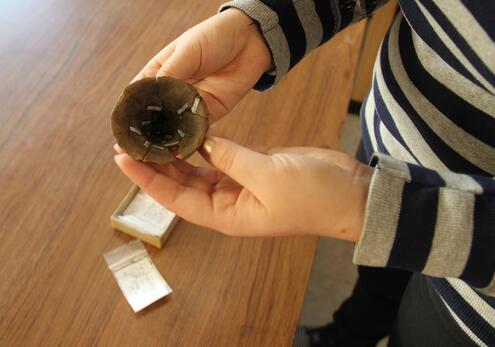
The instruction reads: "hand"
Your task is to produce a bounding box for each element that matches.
[114,137,373,241]
[132,9,272,123]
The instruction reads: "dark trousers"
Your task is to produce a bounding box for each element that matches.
[388,274,478,347]
[331,266,412,347]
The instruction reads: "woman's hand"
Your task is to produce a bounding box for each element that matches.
[132,9,272,123]
[114,137,373,241]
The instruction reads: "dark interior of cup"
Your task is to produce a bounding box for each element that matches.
[140,108,180,145]
[111,76,209,164]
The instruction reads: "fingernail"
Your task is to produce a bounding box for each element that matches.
[114,154,125,163]
[203,137,214,154]
[113,144,119,152]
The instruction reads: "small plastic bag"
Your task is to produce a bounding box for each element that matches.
[104,240,172,312]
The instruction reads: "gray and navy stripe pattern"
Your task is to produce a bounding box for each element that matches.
[220,0,495,344]
[221,0,388,87]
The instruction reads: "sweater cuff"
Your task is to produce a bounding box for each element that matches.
[353,153,495,291]
[353,153,410,268]
[219,0,290,90]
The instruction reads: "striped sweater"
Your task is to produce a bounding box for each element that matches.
[220,0,495,345]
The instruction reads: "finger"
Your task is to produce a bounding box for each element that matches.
[114,144,212,191]
[269,146,359,171]
[156,41,200,80]
[200,136,271,191]
[204,133,271,154]
[268,146,336,163]
[131,60,161,83]
[114,143,124,154]
[114,153,215,226]
[166,158,197,175]
[115,143,195,173]
[246,144,271,154]
[211,186,268,236]
[196,89,229,123]
[194,167,225,185]
[150,163,213,192]
[114,143,222,185]
[214,175,240,190]
[131,43,176,83]
[205,126,223,138]
[170,160,224,185]
[267,146,323,155]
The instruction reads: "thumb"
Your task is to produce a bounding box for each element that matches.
[156,41,201,80]
[201,136,271,189]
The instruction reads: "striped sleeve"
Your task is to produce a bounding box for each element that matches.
[219,0,389,90]
[354,153,495,295]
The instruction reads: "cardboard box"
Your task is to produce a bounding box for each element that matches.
[111,185,179,247]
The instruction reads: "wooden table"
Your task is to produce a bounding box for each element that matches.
[0,0,365,345]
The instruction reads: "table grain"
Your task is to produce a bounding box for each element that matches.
[0,0,365,345]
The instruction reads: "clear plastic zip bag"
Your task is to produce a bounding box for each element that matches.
[104,240,172,312]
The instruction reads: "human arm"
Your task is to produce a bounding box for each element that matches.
[219,0,390,89]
